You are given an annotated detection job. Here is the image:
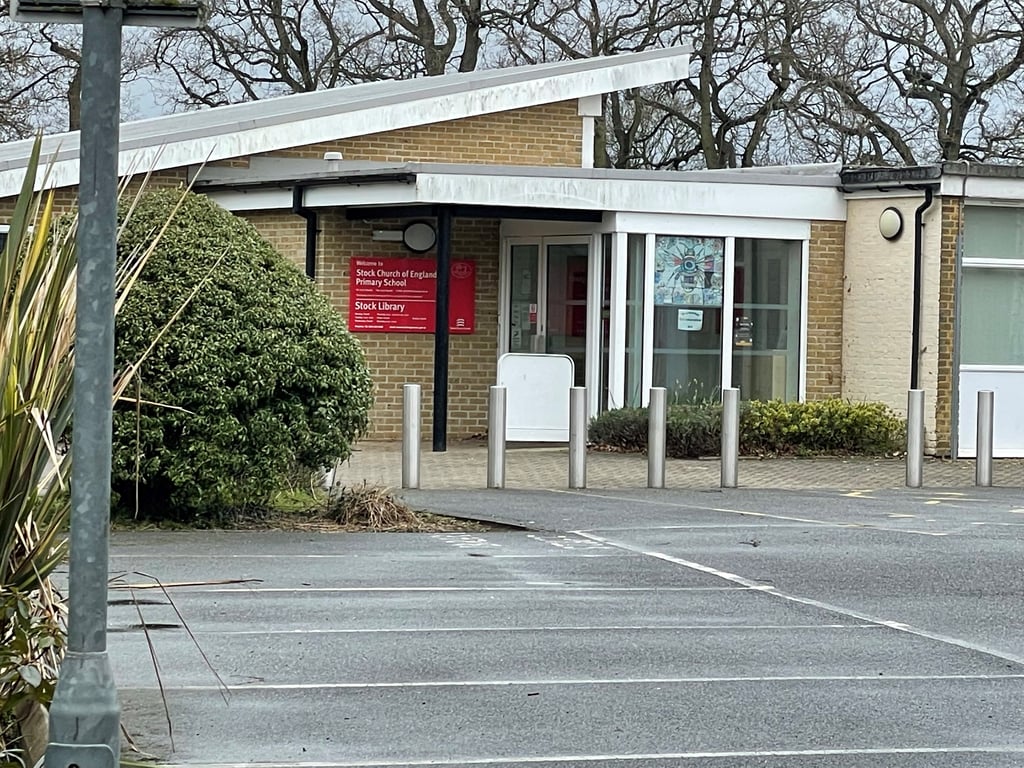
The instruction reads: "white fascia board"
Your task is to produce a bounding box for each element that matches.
[609,212,812,239]
[416,173,846,221]
[206,188,293,212]
[304,184,418,208]
[206,182,419,211]
[0,54,690,199]
[959,175,1024,202]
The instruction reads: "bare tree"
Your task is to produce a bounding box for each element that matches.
[494,0,692,168]
[0,6,156,138]
[151,0,504,109]
[795,0,1024,163]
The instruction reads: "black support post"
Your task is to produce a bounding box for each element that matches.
[432,207,453,452]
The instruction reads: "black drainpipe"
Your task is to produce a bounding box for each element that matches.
[292,185,318,280]
[909,185,936,390]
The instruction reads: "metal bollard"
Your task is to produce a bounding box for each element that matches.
[648,387,667,489]
[976,390,994,487]
[487,386,507,489]
[401,383,421,489]
[906,389,924,488]
[721,387,739,489]
[569,386,587,489]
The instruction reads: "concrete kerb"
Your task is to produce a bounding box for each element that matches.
[331,440,1024,492]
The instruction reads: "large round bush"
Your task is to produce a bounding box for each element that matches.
[112,189,373,519]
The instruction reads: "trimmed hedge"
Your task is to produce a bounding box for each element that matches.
[111,189,374,520]
[589,399,904,459]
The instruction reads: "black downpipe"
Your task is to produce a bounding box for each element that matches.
[910,186,935,390]
[432,208,453,453]
[292,185,318,280]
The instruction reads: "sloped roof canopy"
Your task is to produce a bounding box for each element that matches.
[0,46,692,198]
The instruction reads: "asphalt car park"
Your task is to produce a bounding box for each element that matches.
[107,486,1024,767]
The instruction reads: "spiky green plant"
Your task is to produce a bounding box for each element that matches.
[0,140,187,767]
[0,140,77,767]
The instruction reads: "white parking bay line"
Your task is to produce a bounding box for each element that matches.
[181,586,752,594]
[574,530,1024,667]
[557,490,950,537]
[193,623,879,636]
[167,746,1024,767]
[139,672,1024,692]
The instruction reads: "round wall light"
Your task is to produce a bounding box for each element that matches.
[878,206,904,241]
[402,220,437,253]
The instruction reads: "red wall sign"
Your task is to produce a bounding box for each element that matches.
[348,257,476,334]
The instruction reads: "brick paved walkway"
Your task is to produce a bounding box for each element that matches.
[331,440,1024,491]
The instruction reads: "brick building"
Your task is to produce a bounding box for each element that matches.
[1,47,1023,456]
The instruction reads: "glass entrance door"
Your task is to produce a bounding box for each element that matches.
[505,239,589,387]
[545,242,588,386]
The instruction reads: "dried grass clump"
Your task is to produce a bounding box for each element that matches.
[324,483,427,531]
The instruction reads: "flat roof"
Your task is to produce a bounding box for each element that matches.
[194,158,844,191]
[199,159,848,223]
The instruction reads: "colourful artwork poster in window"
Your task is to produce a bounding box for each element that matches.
[653,236,725,307]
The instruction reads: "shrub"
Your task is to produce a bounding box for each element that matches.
[589,398,904,458]
[587,407,649,452]
[741,399,904,456]
[590,404,721,459]
[112,190,374,521]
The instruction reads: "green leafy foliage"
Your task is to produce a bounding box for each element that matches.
[0,588,64,758]
[590,398,905,459]
[111,190,374,521]
[741,399,904,456]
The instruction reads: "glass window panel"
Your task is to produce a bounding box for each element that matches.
[651,235,725,402]
[625,234,645,407]
[599,234,611,411]
[508,244,539,353]
[960,267,1024,364]
[964,207,1024,260]
[732,238,801,401]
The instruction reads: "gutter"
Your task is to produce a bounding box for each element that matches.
[291,185,318,281]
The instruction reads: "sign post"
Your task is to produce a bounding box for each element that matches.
[12,2,207,768]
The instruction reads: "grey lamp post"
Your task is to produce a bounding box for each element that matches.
[10,2,208,767]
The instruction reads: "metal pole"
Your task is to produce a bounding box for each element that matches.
[976,390,994,487]
[569,386,587,489]
[487,386,506,489]
[46,5,123,767]
[402,384,421,489]
[721,387,739,489]
[648,387,667,489]
[906,389,924,488]
[431,207,452,452]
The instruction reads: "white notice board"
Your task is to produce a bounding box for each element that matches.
[497,353,575,441]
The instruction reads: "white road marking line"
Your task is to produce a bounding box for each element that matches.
[135,672,1024,692]
[574,530,1024,667]
[178,623,880,636]
[555,490,950,536]
[162,747,1024,767]
[184,586,753,594]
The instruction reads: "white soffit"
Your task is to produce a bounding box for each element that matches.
[0,46,692,198]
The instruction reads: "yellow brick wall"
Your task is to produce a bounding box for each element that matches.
[805,220,846,398]
[264,101,583,167]
[0,169,189,219]
[316,215,500,439]
[935,197,961,456]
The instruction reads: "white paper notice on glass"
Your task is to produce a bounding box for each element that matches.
[677,309,704,331]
